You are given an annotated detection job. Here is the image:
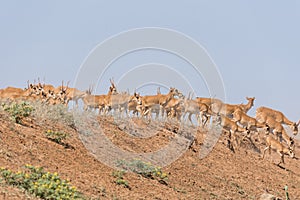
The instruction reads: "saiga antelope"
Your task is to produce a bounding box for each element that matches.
[132,93,160,120]
[216,114,250,150]
[232,109,269,133]
[139,87,181,119]
[58,81,87,107]
[164,94,185,120]
[182,98,210,127]
[82,82,117,114]
[256,106,299,136]
[257,115,295,148]
[211,97,255,118]
[109,91,132,117]
[194,97,222,125]
[262,135,295,165]
[135,87,164,118]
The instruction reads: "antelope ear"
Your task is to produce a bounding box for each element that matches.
[297,120,300,126]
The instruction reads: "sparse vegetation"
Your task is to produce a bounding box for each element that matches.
[285,185,290,200]
[116,159,168,184]
[2,101,34,124]
[31,101,75,127]
[44,130,68,144]
[0,164,84,200]
[112,171,130,189]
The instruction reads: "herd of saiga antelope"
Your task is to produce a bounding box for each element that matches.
[0,79,299,165]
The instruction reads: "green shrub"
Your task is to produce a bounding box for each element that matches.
[116,159,168,184]
[3,101,34,124]
[44,130,67,144]
[0,165,84,200]
[112,171,130,189]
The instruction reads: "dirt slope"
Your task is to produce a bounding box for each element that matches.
[0,104,299,200]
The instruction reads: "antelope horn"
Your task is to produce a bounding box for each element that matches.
[110,78,116,88]
[187,92,191,100]
[112,78,115,87]
[157,87,161,94]
[87,85,91,94]
[90,84,95,94]
[65,81,70,91]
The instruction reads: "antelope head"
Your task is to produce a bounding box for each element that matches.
[132,92,142,104]
[215,114,222,125]
[29,83,38,95]
[291,120,300,135]
[246,97,255,106]
[35,84,43,95]
[57,81,66,98]
[177,91,184,99]
[169,87,181,97]
[288,146,295,158]
[109,78,117,94]
[86,85,93,95]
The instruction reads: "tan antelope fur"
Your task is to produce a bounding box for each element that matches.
[256,106,299,136]
[262,135,295,164]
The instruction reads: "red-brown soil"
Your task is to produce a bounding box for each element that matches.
[0,105,299,200]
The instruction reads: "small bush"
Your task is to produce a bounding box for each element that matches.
[0,165,84,200]
[116,159,168,184]
[32,102,75,127]
[45,130,67,144]
[112,171,130,189]
[3,101,34,124]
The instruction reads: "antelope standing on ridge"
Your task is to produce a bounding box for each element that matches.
[211,97,255,118]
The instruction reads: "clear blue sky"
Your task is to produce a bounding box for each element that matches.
[1,1,299,123]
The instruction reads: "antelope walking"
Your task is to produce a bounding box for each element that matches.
[216,114,250,151]
[211,97,255,118]
[257,116,295,148]
[262,135,295,165]
[256,106,299,136]
[138,87,182,120]
[232,109,269,133]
